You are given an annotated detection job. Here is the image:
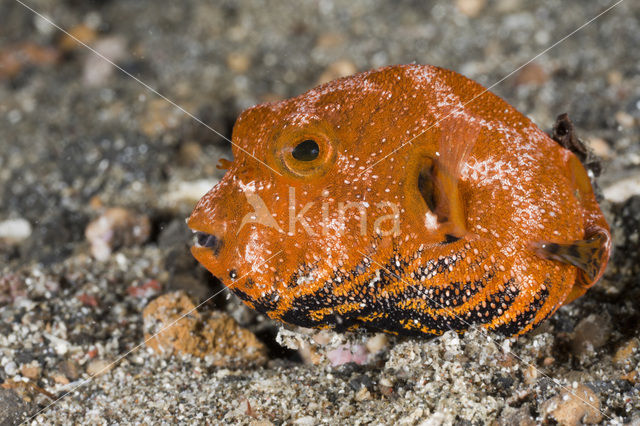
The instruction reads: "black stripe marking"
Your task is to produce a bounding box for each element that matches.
[492,286,550,335]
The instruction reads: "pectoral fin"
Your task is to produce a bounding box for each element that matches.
[431,118,483,238]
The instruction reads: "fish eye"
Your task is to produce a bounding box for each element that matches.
[272,122,337,178]
[291,139,320,161]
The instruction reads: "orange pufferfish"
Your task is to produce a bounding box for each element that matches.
[188,64,611,337]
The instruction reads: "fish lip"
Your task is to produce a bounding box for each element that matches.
[186,216,212,246]
[189,245,223,277]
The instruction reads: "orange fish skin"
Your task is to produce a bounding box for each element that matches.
[188,64,611,337]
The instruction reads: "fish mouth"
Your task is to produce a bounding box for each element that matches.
[191,229,223,256]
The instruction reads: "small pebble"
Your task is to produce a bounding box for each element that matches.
[615,111,635,129]
[33,14,56,36]
[541,384,602,425]
[612,338,638,367]
[0,42,59,79]
[365,333,389,354]
[621,370,638,384]
[326,344,368,366]
[4,361,17,376]
[587,137,612,159]
[315,32,345,49]
[603,172,640,203]
[58,359,81,381]
[226,52,251,73]
[86,359,112,377]
[59,24,98,51]
[85,207,151,261]
[53,374,70,385]
[514,62,548,86]
[178,141,203,167]
[20,363,41,380]
[143,291,267,366]
[0,218,32,244]
[0,274,27,305]
[606,70,623,86]
[83,36,127,86]
[316,60,357,85]
[162,179,219,208]
[523,365,538,385]
[139,98,184,137]
[455,0,487,17]
[355,387,372,401]
[43,332,70,356]
[498,407,536,426]
[571,314,612,359]
[293,416,316,426]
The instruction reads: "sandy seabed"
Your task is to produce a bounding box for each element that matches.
[1,0,639,424]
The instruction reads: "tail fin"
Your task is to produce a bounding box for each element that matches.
[533,227,611,304]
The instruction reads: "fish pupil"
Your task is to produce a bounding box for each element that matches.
[292,139,320,161]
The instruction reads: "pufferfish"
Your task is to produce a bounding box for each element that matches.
[188,64,611,337]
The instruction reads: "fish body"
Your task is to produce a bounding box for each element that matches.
[188,64,611,337]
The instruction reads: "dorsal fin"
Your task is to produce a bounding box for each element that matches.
[551,113,602,177]
[437,116,480,178]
